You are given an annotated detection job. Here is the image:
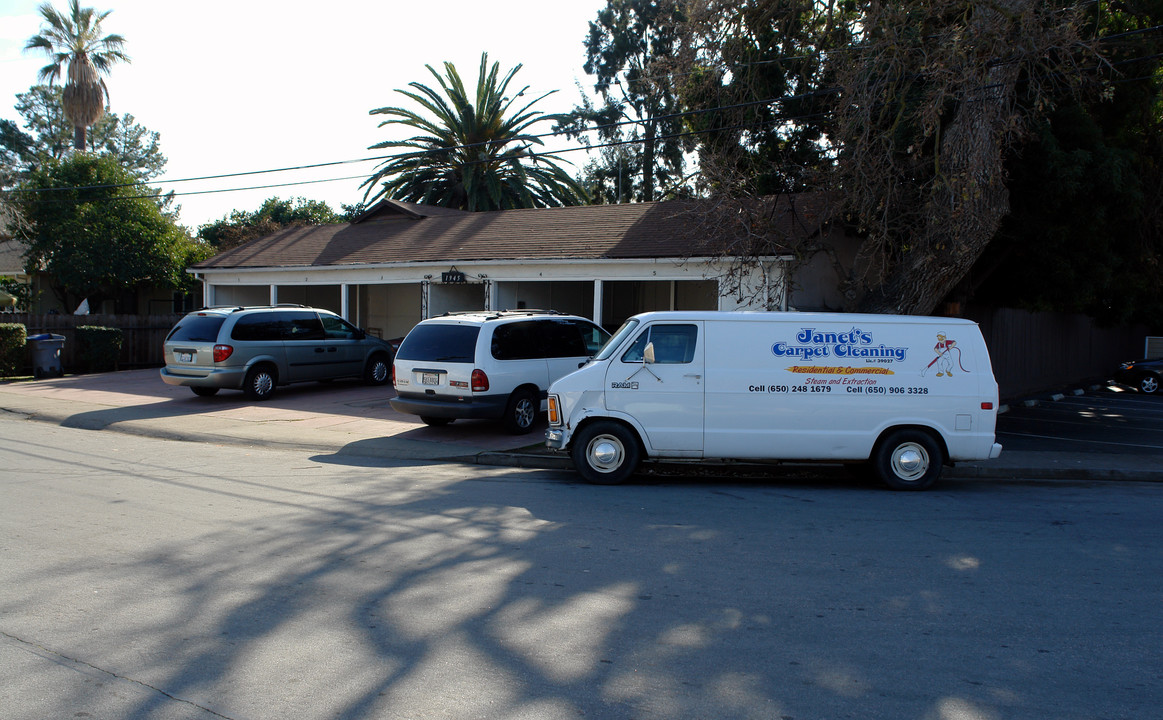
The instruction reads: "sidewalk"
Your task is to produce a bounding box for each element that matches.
[1,368,1160,482]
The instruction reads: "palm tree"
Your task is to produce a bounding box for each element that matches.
[24,0,129,152]
[362,53,585,211]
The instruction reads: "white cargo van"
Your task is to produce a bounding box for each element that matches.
[545,311,1003,490]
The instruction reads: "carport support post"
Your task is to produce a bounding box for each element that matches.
[593,280,604,327]
[341,283,350,320]
[269,286,278,306]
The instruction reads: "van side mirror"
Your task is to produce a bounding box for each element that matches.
[644,342,656,364]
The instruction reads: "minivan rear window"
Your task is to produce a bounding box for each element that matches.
[167,315,225,343]
[396,324,480,362]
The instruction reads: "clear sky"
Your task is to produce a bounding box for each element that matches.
[0,0,607,230]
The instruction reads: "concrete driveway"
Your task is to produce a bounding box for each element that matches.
[0,368,544,461]
[2,369,1161,481]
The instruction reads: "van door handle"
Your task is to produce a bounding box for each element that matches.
[684,374,702,379]
[315,348,324,353]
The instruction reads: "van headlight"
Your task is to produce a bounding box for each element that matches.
[547,394,562,426]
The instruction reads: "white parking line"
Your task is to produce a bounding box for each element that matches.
[997,431,1163,451]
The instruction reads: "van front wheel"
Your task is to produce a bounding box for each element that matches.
[874,430,943,491]
[572,422,640,485]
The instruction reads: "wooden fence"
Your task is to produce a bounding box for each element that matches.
[967,307,1148,399]
[2,313,182,371]
[1,307,1152,396]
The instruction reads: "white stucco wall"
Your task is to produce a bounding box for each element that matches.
[194,256,790,328]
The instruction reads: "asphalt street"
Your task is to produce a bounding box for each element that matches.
[2,369,1161,483]
[2,415,1161,720]
[996,385,1163,455]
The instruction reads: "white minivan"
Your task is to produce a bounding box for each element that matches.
[545,311,1003,489]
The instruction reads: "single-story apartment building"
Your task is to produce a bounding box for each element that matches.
[192,195,847,337]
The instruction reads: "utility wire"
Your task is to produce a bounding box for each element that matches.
[4,39,1160,206]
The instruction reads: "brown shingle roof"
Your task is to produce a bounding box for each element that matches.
[194,196,832,270]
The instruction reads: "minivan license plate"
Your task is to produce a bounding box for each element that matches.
[178,352,193,363]
[421,372,440,386]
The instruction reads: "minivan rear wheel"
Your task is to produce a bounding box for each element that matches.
[503,388,539,434]
[244,365,277,401]
[571,421,641,485]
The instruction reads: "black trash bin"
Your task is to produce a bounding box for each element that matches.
[28,333,65,378]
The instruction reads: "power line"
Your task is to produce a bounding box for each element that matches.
[4,41,1160,208]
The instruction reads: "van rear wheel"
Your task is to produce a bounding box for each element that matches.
[244,365,277,401]
[874,429,943,490]
[571,421,640,485]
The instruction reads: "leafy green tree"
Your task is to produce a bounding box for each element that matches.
[362,52,585,211]
[829,0,1103,315]
[1,85,166,185]
[197,197,347,251]
[15,154,208,311]
[673,0,1102,315]
[24,0,129,152]
[969,0,1163,328]
[556,0,691,202]
[675,0,852,195]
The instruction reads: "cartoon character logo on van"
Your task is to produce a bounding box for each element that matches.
[922,332,970,377]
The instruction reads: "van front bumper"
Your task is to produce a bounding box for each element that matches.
[545,428,566,449]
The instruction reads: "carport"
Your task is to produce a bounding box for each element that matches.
[191,196,826,333]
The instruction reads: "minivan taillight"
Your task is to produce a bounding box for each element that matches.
[471,369,489,392]
[213,344,233,363]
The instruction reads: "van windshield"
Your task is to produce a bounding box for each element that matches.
[594,319,639,361]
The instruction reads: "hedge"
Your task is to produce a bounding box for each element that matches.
[0,323,26,377]
[75,325,123,373]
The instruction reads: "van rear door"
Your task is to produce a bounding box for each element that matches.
[604,321,704,453]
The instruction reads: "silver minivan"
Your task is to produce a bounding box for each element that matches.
[160,305,394,400]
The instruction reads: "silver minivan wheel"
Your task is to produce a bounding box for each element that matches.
[364,354,390,385]
[244,366,276,401]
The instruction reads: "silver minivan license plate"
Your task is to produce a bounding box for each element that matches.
[421,372,440,386]
[178,352,193,363]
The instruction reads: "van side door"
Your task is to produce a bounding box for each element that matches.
[490,320,550,396]
[319,314,365,378]
[229,312,288,376]
[604,322,704,453]
[281,311,328,382]
[543,319,610,386]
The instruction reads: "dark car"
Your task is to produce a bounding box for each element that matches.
[1115,357,1163,394]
